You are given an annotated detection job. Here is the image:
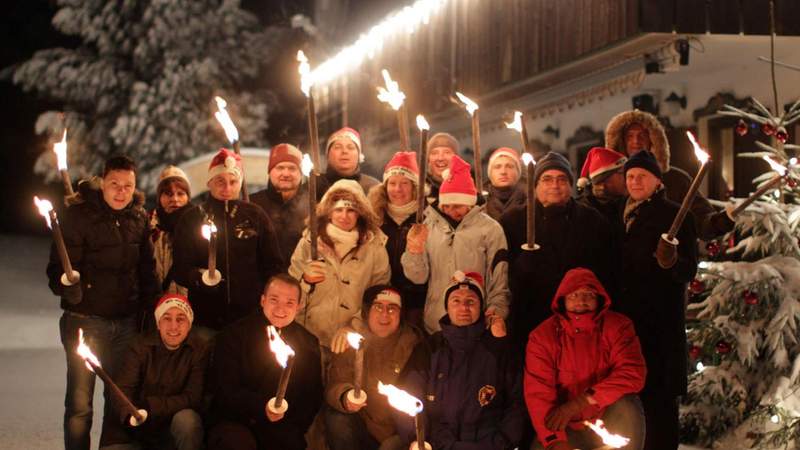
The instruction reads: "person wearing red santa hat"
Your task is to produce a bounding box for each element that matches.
[402,155,510,334]
[318,127,381,198]
[484,147,527,220]
[172,148,283,336]
[251,143,309,269]
[576,147,628,225]
[99,293,209,450]
[366,151,428,329]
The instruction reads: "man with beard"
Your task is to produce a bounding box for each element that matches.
[150,166,193,295]
[251,144,309,269]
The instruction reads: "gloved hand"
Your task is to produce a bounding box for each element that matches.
[331,325,356,354]
[545,395,590,431]
[62,283,83,305]
[406,224,429,254]
[303,260,326,284]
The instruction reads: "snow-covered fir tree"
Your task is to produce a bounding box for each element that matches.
[13,0,289,190]
[680,98,800,450]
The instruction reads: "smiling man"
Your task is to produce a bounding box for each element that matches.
[251,143,309,269]
[208,274,323,450]
[99,294,208,450]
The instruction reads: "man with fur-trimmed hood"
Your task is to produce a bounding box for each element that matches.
[46,155,159,450]
[288,179,390,350]
[605,109,735,240]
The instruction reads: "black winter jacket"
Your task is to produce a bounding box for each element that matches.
[381,212,428,310]
[172,197,283,329]
[617,189,697,397]
[484,183,527,222]
[250,182,309,270]
[500,199,616,351]
[99,331,209,446]
[211,313,323,450]
[46,179,158,318]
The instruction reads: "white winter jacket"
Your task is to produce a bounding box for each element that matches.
[289,229,391,347]
[401,205,510,333]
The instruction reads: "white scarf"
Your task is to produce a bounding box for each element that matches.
[326,223,360,259]
[387,201,418,226]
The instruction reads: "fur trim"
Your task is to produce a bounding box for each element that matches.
[317,183,381,235]
[367,184,389,226]
[604,110,670,172]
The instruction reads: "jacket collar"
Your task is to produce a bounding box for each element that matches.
[439,316,485,351]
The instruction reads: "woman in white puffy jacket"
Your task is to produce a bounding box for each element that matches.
[289,179,390,349]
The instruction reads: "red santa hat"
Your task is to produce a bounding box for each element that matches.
[488,147,521,174]
[444,270,485,308]
[207,148,242,183]
[154,293,194,324]
[268,143,303,172]
[383,151,419,185]
[439,155,477,206]
[326,127,362,159]
[577,147,627,189]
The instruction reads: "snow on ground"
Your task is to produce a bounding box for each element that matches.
[0,234,102,449]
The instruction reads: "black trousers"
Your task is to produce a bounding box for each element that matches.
[639,392,679,450]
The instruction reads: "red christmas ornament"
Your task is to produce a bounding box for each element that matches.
[706,241,721,257]
[736,119,748,136]
[743,290,759,305]
[762,122,776,136]
[689,345,702,360]
[689,279,706,294]
[776,127,788,144]
[716,340,732,354]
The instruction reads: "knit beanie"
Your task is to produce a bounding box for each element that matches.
[533,152,574,186]
[443,271,485,309]
[269,143,303,172]
[439,155,477,206]
[577,147,627,189]
[154,293,194,325]
[157,165,191,198]
[361,284,403,319]
[427,132,459,154]
[488,147,522,175]
[207,148,242,183]
[326,127,362,159]
[383,151,419,185]
[623,150,662,179]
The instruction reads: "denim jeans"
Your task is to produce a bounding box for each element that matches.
[99,409,204,450]
[60,311,138,450]
[531,394,645,450]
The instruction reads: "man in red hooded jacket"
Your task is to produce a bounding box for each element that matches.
[524,267,646,450]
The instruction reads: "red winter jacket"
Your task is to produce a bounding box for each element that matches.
[524,267,646,448]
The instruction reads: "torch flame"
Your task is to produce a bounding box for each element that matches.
[416,114,430,131]
[214,96,240,144]
[763,156,788,176]
[53,129,68,170]
[455,92,479,116]
[583,420,630,448]
[346,332,364,350]
[201,223,217,241]
[377,381,423,417]
[685,131,710,164]
[76,328,102,372]
[521,153,535,166]
[34,196,54,229]
[505,111,523,133]
[297,50,312,97]
[267,325,295,368]
[376,69,406,111]
[301,153,314,177]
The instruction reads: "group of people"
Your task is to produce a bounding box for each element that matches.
[46,110,735,450]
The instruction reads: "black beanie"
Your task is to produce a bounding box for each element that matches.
[360,284,403,320]
[534,152,574,186]
[623,151,662,179]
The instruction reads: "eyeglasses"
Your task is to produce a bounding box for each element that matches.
[371,303,400,315]
[566,291,598,301]
[539,175,570,185]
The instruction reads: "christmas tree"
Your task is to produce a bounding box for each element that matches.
[679,93,800,448]
[12,0,289,190]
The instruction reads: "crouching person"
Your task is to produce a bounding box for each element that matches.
[399,271,524,450]
[208,274,323,450]
[324,285,424,450]
[525,268,646,450]
[99,294,208,450]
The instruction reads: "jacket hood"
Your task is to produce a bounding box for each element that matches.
[551,267,611,316]
[605,110,670,172]
[68,176,145,209]
[317,179,381,233]
[367,183,389,223]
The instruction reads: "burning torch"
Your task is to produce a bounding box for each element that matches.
[377,69,410,151]
[214,96,249,202]
[455,92,484,196]
[267,325,296,415]
[201,222,221,286]
[34,196,80,286]
[378,381,430,450]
